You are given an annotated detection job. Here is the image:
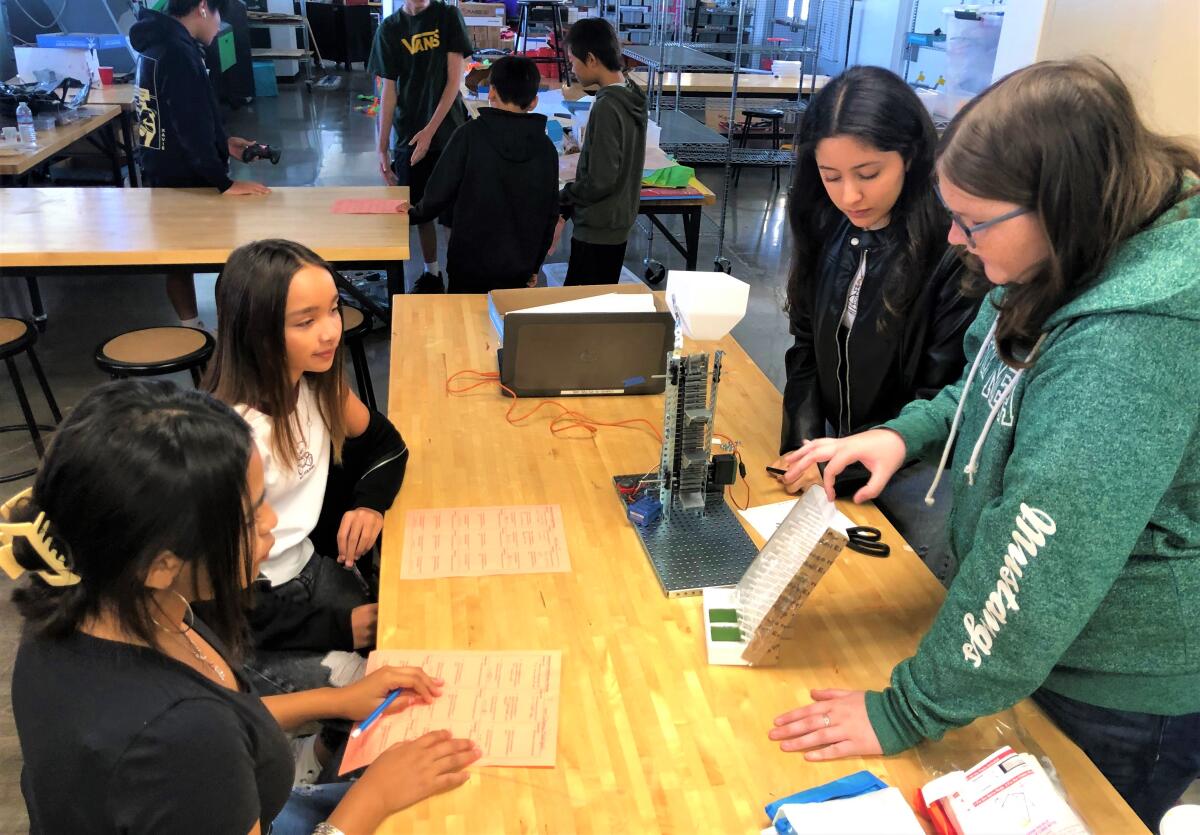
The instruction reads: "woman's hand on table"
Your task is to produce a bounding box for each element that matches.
[223,180,270,197]
[335,664,443,721]
[769,689,883,760]
[782,430,907,503]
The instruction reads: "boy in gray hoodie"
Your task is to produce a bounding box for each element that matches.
[558,19,647,285]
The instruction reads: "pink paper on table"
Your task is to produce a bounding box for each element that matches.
[400,504,571,578]
[331,198,405,214]
[339,649,562,774]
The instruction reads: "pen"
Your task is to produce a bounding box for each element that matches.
[350,689,404,739]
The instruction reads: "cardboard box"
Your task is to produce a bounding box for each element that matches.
[487,284,665,342]
[467,25,506,51]
[460,1,506,51]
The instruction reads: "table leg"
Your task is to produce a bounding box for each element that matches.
[682,208,701,270]
[105,123,123,186]
[120,110,140,188]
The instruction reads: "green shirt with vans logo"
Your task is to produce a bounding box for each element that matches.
[367,1,473,150]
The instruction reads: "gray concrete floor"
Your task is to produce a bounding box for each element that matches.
[2,71,1194,831]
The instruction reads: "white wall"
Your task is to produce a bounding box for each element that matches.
[998,0,1200,137]
[847,0,907,69]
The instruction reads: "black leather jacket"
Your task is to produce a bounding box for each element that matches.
[781,219,980,453]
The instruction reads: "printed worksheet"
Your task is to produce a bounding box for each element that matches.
[339,650,562,774]
[400,505,571,578]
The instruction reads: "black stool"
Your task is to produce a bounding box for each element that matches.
[516,0,572,84]
[342,305,377,413]
[1,318,62,484]
[94,326,215,386]
[734,107,785,187]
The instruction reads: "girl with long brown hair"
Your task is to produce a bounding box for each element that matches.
[206,239,410,782]
[771,58,1200,830]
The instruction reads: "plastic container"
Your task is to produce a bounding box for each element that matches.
[943,6,1004,110]
[16,102,35,145]
[252,60,278,98]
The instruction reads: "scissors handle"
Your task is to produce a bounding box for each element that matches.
[846,526,890,557]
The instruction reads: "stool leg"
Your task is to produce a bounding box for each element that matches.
[517,7,528,54]
[5,356,44,458]
[554,8,569,83]
[26,276,47,332]
[24,346,62,423]
[352,340,378,413]
[189,366,202,387]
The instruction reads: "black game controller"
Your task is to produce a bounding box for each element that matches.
[242,142,281,164]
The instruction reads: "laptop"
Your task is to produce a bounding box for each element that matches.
[498,311,675,397]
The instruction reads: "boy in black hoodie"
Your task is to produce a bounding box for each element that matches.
[130,0,269,328]
[402,57,559,293]
[558,18,647,285]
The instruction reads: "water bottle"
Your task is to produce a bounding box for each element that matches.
[16,102,35,145]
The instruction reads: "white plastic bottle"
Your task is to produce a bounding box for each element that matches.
[15,102,36,145]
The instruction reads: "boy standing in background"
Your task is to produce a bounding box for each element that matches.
[368,0,474,292]
[402,57,559,293]
[558,18,647,285]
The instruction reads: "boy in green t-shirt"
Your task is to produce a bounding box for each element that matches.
[367,0,473,292]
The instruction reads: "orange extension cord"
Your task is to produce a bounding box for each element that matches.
[445,369,751,510]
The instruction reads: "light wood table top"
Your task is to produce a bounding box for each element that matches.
[377,294,1145,834]
[86,83,136,111]
[630,69,830,97]
[0,105,121,176]
[0,186,410,269]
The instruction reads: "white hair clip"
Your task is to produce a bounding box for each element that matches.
[0,488,81,587]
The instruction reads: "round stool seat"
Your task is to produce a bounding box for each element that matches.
[742,107,785,119]
[342,305,368,339]
[95,326,215,378]
[0,317,35,359]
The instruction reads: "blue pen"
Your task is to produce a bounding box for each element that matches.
[350,689,404,739]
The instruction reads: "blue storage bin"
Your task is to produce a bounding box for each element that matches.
[252,60,278,97]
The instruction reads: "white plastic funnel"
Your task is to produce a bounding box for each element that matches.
[665,271,750,341]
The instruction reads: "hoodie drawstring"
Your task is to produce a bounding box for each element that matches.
[923,319,997,506]
[924,322,1047,505]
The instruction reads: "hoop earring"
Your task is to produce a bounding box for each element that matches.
[150,590,196,634]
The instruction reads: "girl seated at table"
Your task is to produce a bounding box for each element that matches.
[771,66,980,584]
[771,58,1200,832]
[204,238,410,781]
[5,380,478,834]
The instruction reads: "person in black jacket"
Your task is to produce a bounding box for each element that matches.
[130,0,270,329]
[402,56,559,293]
[770,67,980,583]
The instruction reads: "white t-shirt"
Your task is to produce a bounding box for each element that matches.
[841,248,867,329]
[239,381,331,587]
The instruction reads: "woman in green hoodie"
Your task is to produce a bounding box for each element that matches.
[769,58,1200,831]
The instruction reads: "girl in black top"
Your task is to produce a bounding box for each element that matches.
[5,381,479,834]
[770,67,980,582]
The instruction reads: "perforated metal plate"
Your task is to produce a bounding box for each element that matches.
[614,476,759,597]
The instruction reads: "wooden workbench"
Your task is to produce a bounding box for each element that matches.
[375,294,1146,834]
[0,186,409,325]
[0,105,122,182]
[630,69,830,98]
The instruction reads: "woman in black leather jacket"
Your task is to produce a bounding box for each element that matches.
[770,66,980,582]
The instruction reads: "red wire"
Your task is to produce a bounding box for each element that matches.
[445,372,748,509]
[446,369,663,444]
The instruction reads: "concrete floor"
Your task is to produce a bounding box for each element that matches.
[2,71,1195,831]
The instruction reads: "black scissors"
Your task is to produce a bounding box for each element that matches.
[846,526,890,558]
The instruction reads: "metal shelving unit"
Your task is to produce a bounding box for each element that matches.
[623,0,827,269]
[247,1,315,91]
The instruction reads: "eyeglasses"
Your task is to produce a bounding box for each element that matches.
[935,184,1030,248]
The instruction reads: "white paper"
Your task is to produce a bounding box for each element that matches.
[778,788,925,835]
[738,498,855,543]
[515,293,656,315]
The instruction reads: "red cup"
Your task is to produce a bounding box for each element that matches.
[99,66,114,85]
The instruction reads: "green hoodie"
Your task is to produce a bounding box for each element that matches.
[560,82,648,245]
[865,186,1200,755]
